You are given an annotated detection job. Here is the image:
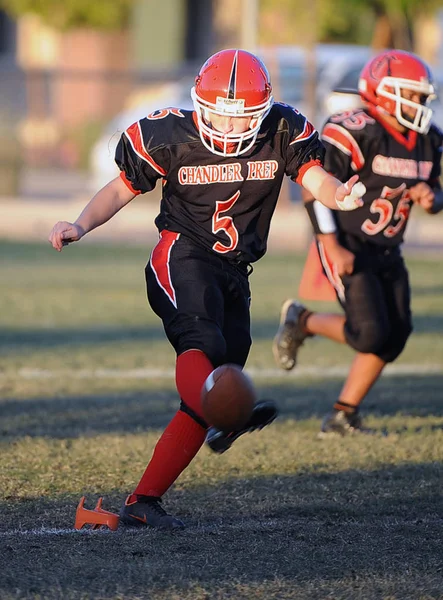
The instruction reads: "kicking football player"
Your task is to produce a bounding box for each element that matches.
[49,49,364,529]
[273,49,443,437]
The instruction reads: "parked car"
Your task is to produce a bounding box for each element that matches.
[322,63,365,118]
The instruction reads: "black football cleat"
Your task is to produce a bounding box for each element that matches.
[205,400,278,454]
[273,299,312,371]
[318,409,373,438]
[119,495,185,530]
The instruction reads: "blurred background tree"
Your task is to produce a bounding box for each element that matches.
[3,0,443,52]
[1,0,443,182]
[260,0,443,53]
[0,0,135,30]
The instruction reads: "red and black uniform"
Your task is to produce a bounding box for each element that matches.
[308,107,443,361]
[116,103,324,368]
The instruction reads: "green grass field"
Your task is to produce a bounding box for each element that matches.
[1,239,443,600]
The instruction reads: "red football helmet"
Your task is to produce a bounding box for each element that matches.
[191,49,274,156]
[358,49,436,134]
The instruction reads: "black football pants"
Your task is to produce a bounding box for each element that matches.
[337,236,412,363]
[145,231,252,368]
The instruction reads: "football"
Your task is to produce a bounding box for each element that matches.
[201,364,256,431]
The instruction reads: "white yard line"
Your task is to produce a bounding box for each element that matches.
[5,363,442,380]
[0,527,91,537]
[1,515,442,539]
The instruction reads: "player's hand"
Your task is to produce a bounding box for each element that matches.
[335,175,366,211]
[329,245,355,276]
[318,234,355,276]
[48,221,85,252]
[409,182,435,213]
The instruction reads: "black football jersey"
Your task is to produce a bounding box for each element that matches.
[321,107,443,246]
[115,103,324,262]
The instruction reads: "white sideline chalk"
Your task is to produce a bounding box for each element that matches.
[1,363,441,380]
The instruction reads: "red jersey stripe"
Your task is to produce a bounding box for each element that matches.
[317,240,345,302]
[322,123,365,171]
[290,120,316,145]
[124,122,167,176]
[119,171,141,195]
[150,231,180,307]
[295,158,323,185]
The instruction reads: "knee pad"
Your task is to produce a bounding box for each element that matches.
[345,321,390,355]
[166,313,227,367]
[377,322,413,363]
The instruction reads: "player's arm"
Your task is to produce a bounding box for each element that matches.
[48,176,136,252]
[301,165,365,211]
[429,189,443,213]
[49,116,167,252]
[284,107,364,211]
[411,127,443,214]
[409,182,443,214]
[302,188,355,276]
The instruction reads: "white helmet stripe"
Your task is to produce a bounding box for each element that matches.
[228,51,238,99]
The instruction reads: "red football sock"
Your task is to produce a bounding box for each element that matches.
[133,349,214,498]
[133,409,206,498]
[175,349,214,419]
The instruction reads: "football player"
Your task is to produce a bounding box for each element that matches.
[273,49,443,437]
[49,49,364,529]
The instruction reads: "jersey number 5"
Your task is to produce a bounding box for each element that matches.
[212,191,240,253]
[361,184,411,238]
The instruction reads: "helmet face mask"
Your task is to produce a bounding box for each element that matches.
[376,77,435,133]
[192,49,274,157]
[358,50,436,134]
